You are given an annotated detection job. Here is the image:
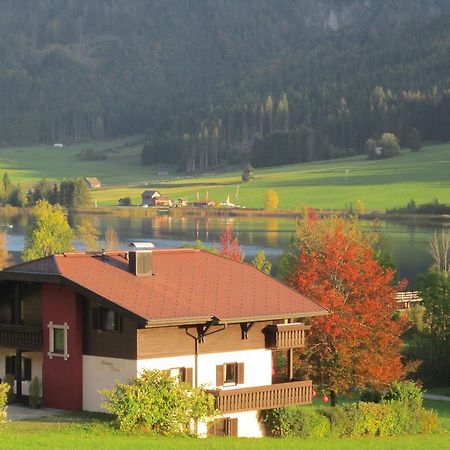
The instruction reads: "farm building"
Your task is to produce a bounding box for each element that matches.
[84,177,101,189]
[141,190,170,206]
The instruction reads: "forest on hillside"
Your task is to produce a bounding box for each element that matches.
[1,0,450,170]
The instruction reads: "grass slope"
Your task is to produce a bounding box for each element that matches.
[0,399,448,450]
[92,142,450,210]
[1,139,449,210]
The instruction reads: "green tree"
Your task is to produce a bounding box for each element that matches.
[7,184,26,207]
[407,127,422,151]
[22,200,74,261]
[73,178,93,208]
[241,164,254,182]
[380,132,400,158]
[2,172,11,193]
[252,250,271,275]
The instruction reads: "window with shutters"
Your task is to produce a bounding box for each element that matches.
[92,307,123,333]
[208,417,238,436]
[216,362,245,387]
[166,367,193,386]
[5,356,32,381]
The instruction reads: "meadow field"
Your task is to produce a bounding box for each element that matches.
[0,398,448,450]
[0,139,449,211]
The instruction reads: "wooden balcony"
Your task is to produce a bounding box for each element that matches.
[0,323,43,351]
[209,380,313,414]
[396,291,423,310]
[264,323,311,350]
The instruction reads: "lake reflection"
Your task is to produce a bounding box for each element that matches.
[1,209,447,286]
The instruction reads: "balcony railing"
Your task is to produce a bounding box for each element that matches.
[209,380,313,414]
[0,323,43,351]
[395,291,423,310]
[264,323,311,350]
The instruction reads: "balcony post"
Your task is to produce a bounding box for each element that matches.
[15,349,22,399]
[287,348,294,380]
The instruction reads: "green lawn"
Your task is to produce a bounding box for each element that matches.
[0,400,448,450]
[1,138,450,210]
[0,136,170,188]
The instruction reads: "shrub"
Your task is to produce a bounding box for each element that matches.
[28,376,42,409]
[0,382,9,423]
[321,405,365,437]
[118,197,132,206]
[3,374,15,404]
[263,397,439,439]
[262,407,330,437]
[357,401,399,436]
[101,369,217,434]
[383,380,423,410]
[410,407,439,434]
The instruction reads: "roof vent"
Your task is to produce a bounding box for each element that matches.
[128,242,155,277]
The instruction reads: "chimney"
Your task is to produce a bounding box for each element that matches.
[128,242,155,277]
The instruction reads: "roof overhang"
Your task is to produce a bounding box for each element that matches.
[144,309,330,328]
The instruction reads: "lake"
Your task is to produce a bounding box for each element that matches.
[1,209,447,287]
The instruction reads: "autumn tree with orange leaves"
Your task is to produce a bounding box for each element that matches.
[284,217,412,392]
[219,226,243,262]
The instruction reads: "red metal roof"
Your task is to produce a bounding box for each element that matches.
[3,249,328,326]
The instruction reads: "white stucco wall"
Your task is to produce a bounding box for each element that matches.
[138,348,272,437]
[82,355,137,412]
[82,348,272,436]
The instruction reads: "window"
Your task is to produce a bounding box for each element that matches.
[224,363,237,384]
[47,322,69,360]
[166,367,193,386]
[93,307,122,332]
[216,363,244,387]
[5,356,32,381]
[208,418,238,436]
[53,328,65,354]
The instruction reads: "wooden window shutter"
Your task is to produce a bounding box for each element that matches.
[207,421,218,436]
[237,362,245,384]
[216,364,224,387]
[24,358,32,381]
[92,308,100,330]
[184,367,193,386]
[5,356,13,376]
[228,418,238,436]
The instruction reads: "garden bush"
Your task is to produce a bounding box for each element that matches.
[321,404,365,437]
[3,374,15,404]
[356,401,399,436]
[28,376,42,409]
[0,382,9,423]
[383,380,423,410]
[262,406,330,437]
[263,380,439,439]
[101,369,217,435]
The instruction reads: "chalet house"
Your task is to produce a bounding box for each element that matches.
[0,247,327,437]
[141,190,160,206]
[84,177,101,189]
